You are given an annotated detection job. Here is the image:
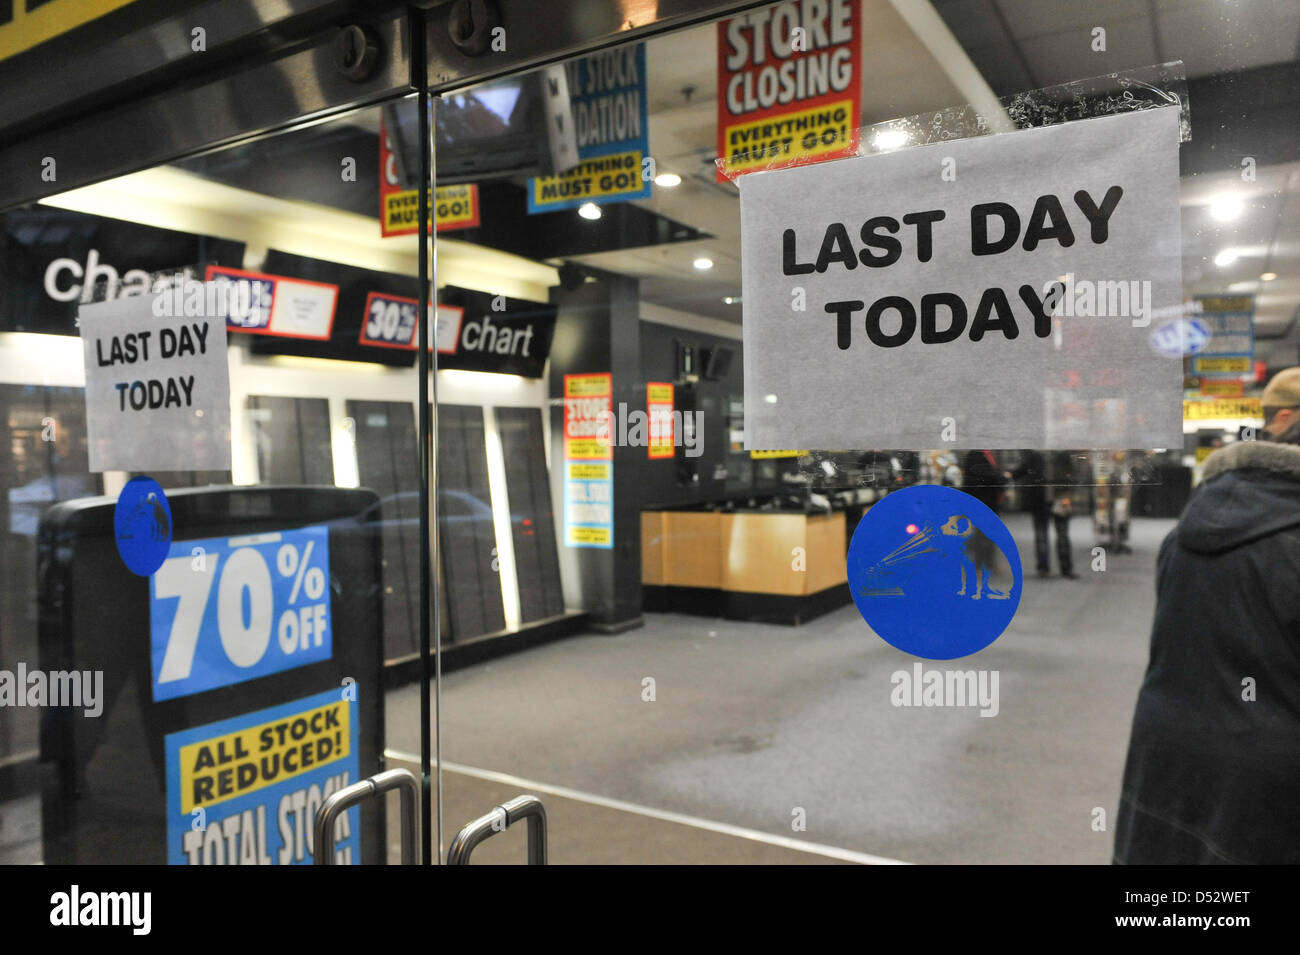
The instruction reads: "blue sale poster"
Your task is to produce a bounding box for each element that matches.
[165,687,361,865]
[150,525,332,701]
[528,44,650,213]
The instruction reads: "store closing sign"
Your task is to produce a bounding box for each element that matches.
[379,117,481,235]
[563,374,614,549]
[79,290,232,472]
[717,0,861,181]
[740,107,1184,451]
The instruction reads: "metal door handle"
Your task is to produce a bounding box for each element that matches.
[447,794,547,865]
[313,768,420,865]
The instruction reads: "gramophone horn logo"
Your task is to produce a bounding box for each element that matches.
[848,485,1021,659]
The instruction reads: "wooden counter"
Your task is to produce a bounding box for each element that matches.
[641,509,849,624]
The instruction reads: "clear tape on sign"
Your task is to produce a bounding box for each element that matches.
[715,61,1190,183]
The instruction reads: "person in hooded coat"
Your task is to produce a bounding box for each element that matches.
[1114,368,1300,864]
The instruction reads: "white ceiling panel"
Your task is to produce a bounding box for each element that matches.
[1017,17,1160,88]
[1158,0,1300,78]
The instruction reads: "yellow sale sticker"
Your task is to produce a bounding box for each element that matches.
[1183,398,1262,420]
[179,700,350,814]
[531,151,647,208]
[721,99,857,177]
[567,525,612,546]
[1195,356,1251,374]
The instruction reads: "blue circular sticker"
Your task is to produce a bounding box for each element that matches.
[114,476,173,576]
[848,485,1021,660]
[1150,317,1210,358]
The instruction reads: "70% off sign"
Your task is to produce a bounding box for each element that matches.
[150,526,333,701]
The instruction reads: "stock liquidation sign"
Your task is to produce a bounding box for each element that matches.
[716,0,861,181]
[739,107,1184,451]
[528,45,651,213]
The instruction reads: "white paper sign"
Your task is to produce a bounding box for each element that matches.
[79,290,232,472]
[739,106,1184,449]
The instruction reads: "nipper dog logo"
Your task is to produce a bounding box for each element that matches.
[848,485,1020,659]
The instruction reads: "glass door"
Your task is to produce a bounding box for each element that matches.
[422,0,1300,868]
[0,97,443,864]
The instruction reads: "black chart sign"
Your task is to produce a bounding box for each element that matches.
[355,284,557,378]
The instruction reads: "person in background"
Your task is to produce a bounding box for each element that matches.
[1107,451,1133,553]
[961,449,1006,514]
[1007,450,1076,579]
[1114,367,1300,863]
[1048,450,1077,579]
[895,450,921,486]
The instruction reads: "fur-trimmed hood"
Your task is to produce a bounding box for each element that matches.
[1180,439,1300,554]
[1201,438,1300,484]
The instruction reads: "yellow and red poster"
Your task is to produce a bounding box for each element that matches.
[379,118,480,236]
[563,373,613,548]
[647,382,674,459]
[1183,398,1263,421]
[716,0,861,181]
[1198,379,1244,398]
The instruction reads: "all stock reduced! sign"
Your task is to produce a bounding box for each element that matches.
[528,44,650,213]
[164,687,361,865]
[716,0,862,181]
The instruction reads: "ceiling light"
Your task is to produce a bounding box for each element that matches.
[872,129,909,151]
[1209,195,1245,222]
[1261,272,1277,281]
[764,394,778,404]
[578,202,601,220]
[693,256,713,270]
[1214,248,1240,267]
[723,296,733,304]
[654,172,682,187]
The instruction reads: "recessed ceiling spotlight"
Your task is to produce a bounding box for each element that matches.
[693,256,714,270]
[654,172,682,187]
[723,296,733,304]
[1214,248,1240,267]
[578,202,601,220]
[1260,272,1277,281]
[872,129,909,151]
[1209,195,1245,222]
